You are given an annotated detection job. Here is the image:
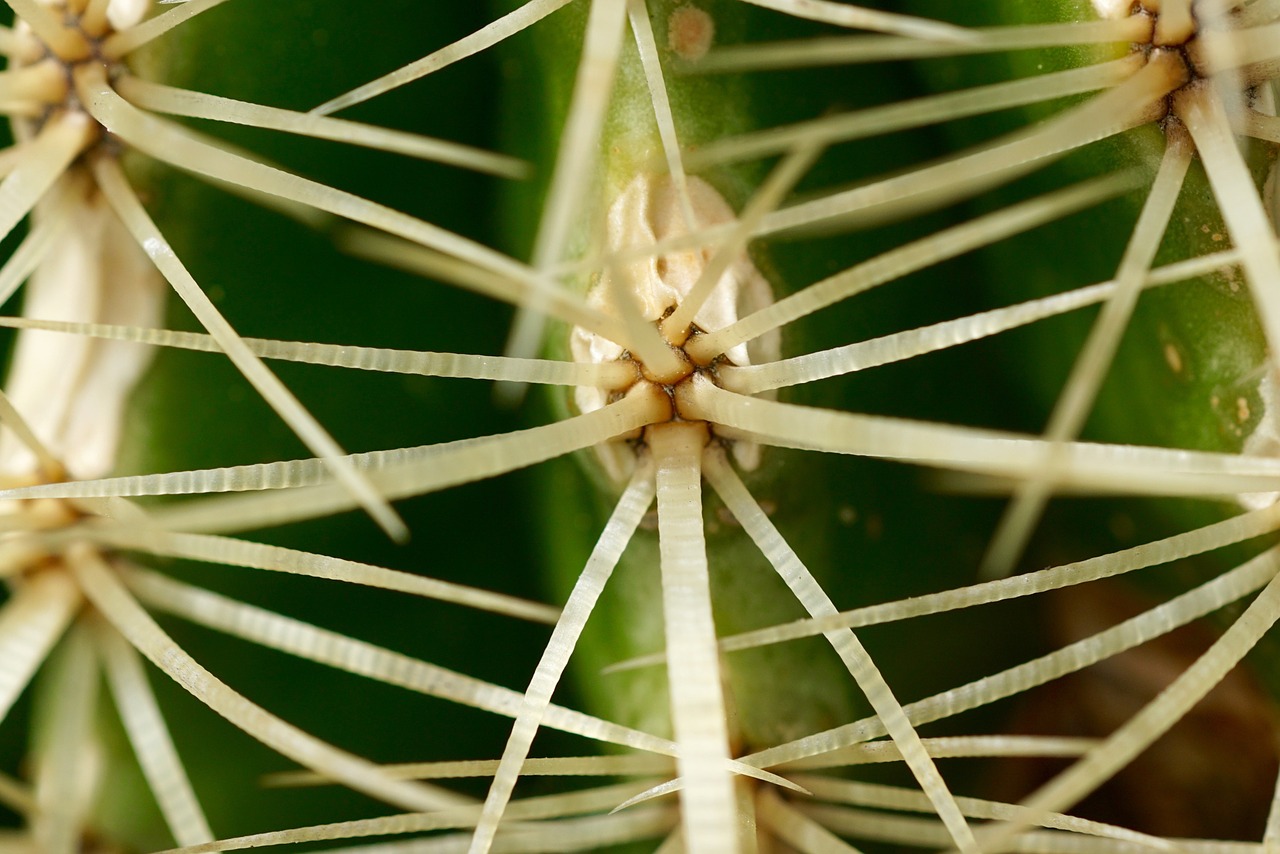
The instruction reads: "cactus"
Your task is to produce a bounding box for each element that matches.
[1,0,1280,852]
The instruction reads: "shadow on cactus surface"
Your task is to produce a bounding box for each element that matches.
[2,0,1280,851]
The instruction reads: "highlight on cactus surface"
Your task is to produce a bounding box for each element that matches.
[4,0,1280,852]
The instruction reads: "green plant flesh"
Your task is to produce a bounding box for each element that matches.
[2,1,1280,853]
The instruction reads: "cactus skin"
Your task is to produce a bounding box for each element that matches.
[0,1,553,845]
[898,0,1280,836]
[115,3,564,842]
[5,0,1279,849]
[898,1,1278,606]
[502,0,1044,788]
[902,0,1272,461]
